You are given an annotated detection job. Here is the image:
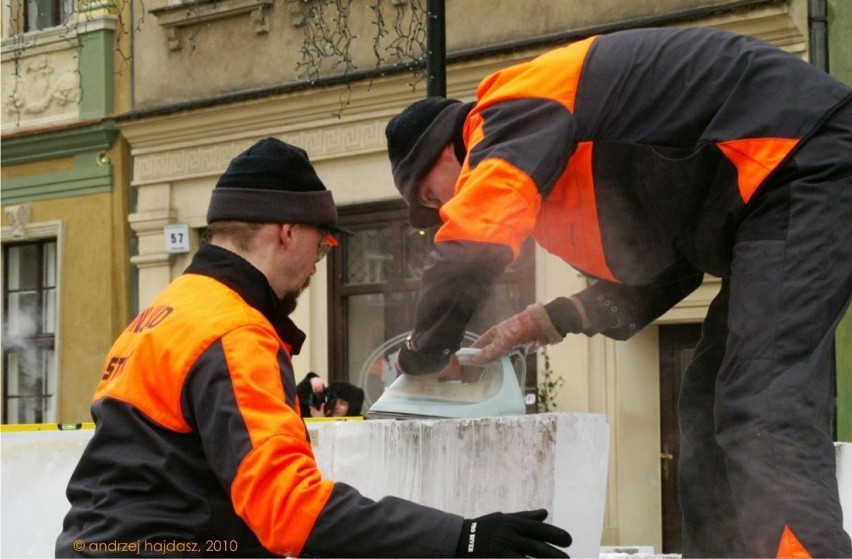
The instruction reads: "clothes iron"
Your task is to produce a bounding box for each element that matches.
[364,334,527,419]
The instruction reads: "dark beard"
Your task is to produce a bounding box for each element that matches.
[279,277,310,315]
[280,291,299,315]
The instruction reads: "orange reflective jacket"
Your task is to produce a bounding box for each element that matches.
[57,245,462,558]
[408,28,850,358]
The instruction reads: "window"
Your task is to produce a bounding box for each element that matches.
[328,200,537,410]
[3,239,58,424]
[24,0,73,31]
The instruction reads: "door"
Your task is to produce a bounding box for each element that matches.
[658,323,702,554]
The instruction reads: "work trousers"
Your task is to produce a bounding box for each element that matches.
[678,99,852,558]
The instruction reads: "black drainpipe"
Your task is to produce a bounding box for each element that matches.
[808,0,829,72]
[426,0,447,97]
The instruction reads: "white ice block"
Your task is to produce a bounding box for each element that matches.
[307,412,610,559]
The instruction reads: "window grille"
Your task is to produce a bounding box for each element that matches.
[3,239,58,424]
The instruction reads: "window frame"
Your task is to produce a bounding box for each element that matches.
[1,219,63,424]
[24,0,73,32]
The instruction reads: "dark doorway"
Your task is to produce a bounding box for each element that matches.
[658,323,702,554]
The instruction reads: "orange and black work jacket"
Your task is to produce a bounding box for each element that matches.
[56,244,462,558]
[402,27,852,371]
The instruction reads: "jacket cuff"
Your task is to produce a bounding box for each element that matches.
[526,302,566,344]
[543,297,585,337]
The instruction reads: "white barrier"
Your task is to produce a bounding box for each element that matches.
[1,413,608,558]
[3,416,851,558]
[1,428,93,558]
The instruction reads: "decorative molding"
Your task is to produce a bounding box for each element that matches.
[132,119,387,184]
[1,121,118,165]
[2,164,114,204]
[286,0,306,26]
[0,219,63,243]
[250,5,270,33]
[1,121,117,204]
[1,13,117,57]
[150,0,274,51]
[3,54,79,119]
[3,205,32,239]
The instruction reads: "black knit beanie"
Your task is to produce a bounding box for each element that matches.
[207,137,353,237]
[385,97,472,228]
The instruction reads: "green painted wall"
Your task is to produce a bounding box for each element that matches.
[79,28,115,119]
[828,0,851,86]
[828,0,851,441]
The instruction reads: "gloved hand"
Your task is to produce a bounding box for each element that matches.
[470,303,563,365]
[455,509,572,558]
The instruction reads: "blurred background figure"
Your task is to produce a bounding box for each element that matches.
[298,372,365,418]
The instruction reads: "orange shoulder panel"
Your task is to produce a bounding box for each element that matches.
[532,142,618,282]
[775,525,812,558]
[436,158,542,257]
[92,274,269,433]
[717,138,799,204]
[474,35,598,112]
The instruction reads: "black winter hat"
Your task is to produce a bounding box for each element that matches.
[207,137,353,237]
[385,97,471,228]
[330,381,365,416]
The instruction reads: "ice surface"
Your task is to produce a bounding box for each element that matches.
[308,412,610,559]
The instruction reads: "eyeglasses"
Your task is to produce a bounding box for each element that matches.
[315,228,337,263]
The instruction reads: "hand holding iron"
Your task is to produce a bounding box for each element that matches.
[470,303,563,365]
[455,509,572,558]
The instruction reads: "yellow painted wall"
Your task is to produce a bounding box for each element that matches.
[1,141,131,422]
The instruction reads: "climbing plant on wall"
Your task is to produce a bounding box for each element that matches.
[537,348,564,413]
[289,0,428,115]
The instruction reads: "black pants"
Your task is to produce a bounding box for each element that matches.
[678,99,852,558]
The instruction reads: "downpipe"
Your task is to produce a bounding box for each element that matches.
[808,0,829,72]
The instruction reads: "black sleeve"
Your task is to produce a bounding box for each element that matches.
[302,483,464,558]
[399,240,513,375]
[546,257,705,341]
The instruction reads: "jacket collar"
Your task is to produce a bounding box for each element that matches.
[184,244,306,355]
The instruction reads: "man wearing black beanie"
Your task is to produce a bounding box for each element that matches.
[56,137,572,558]
[384,27,852,559]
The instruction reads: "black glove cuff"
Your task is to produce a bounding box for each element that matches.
[455,519,475,556]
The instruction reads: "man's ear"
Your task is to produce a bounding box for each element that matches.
[439,143,456,162]
[278,223,295,248]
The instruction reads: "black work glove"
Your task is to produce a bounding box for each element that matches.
[455,509,572,558]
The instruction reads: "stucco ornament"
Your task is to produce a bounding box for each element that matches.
[4,55,78,117]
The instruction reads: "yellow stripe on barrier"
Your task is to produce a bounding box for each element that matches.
[0,422,95,433]
[1,419,360,432]
[303,416,364,423]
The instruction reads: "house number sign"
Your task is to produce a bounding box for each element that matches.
[164,224,191,254]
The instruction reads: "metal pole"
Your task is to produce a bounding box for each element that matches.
[808,0,829,73]
[426,0,446,97]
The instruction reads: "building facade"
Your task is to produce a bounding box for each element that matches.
[3,0,849,551]
[1,0,133,423]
